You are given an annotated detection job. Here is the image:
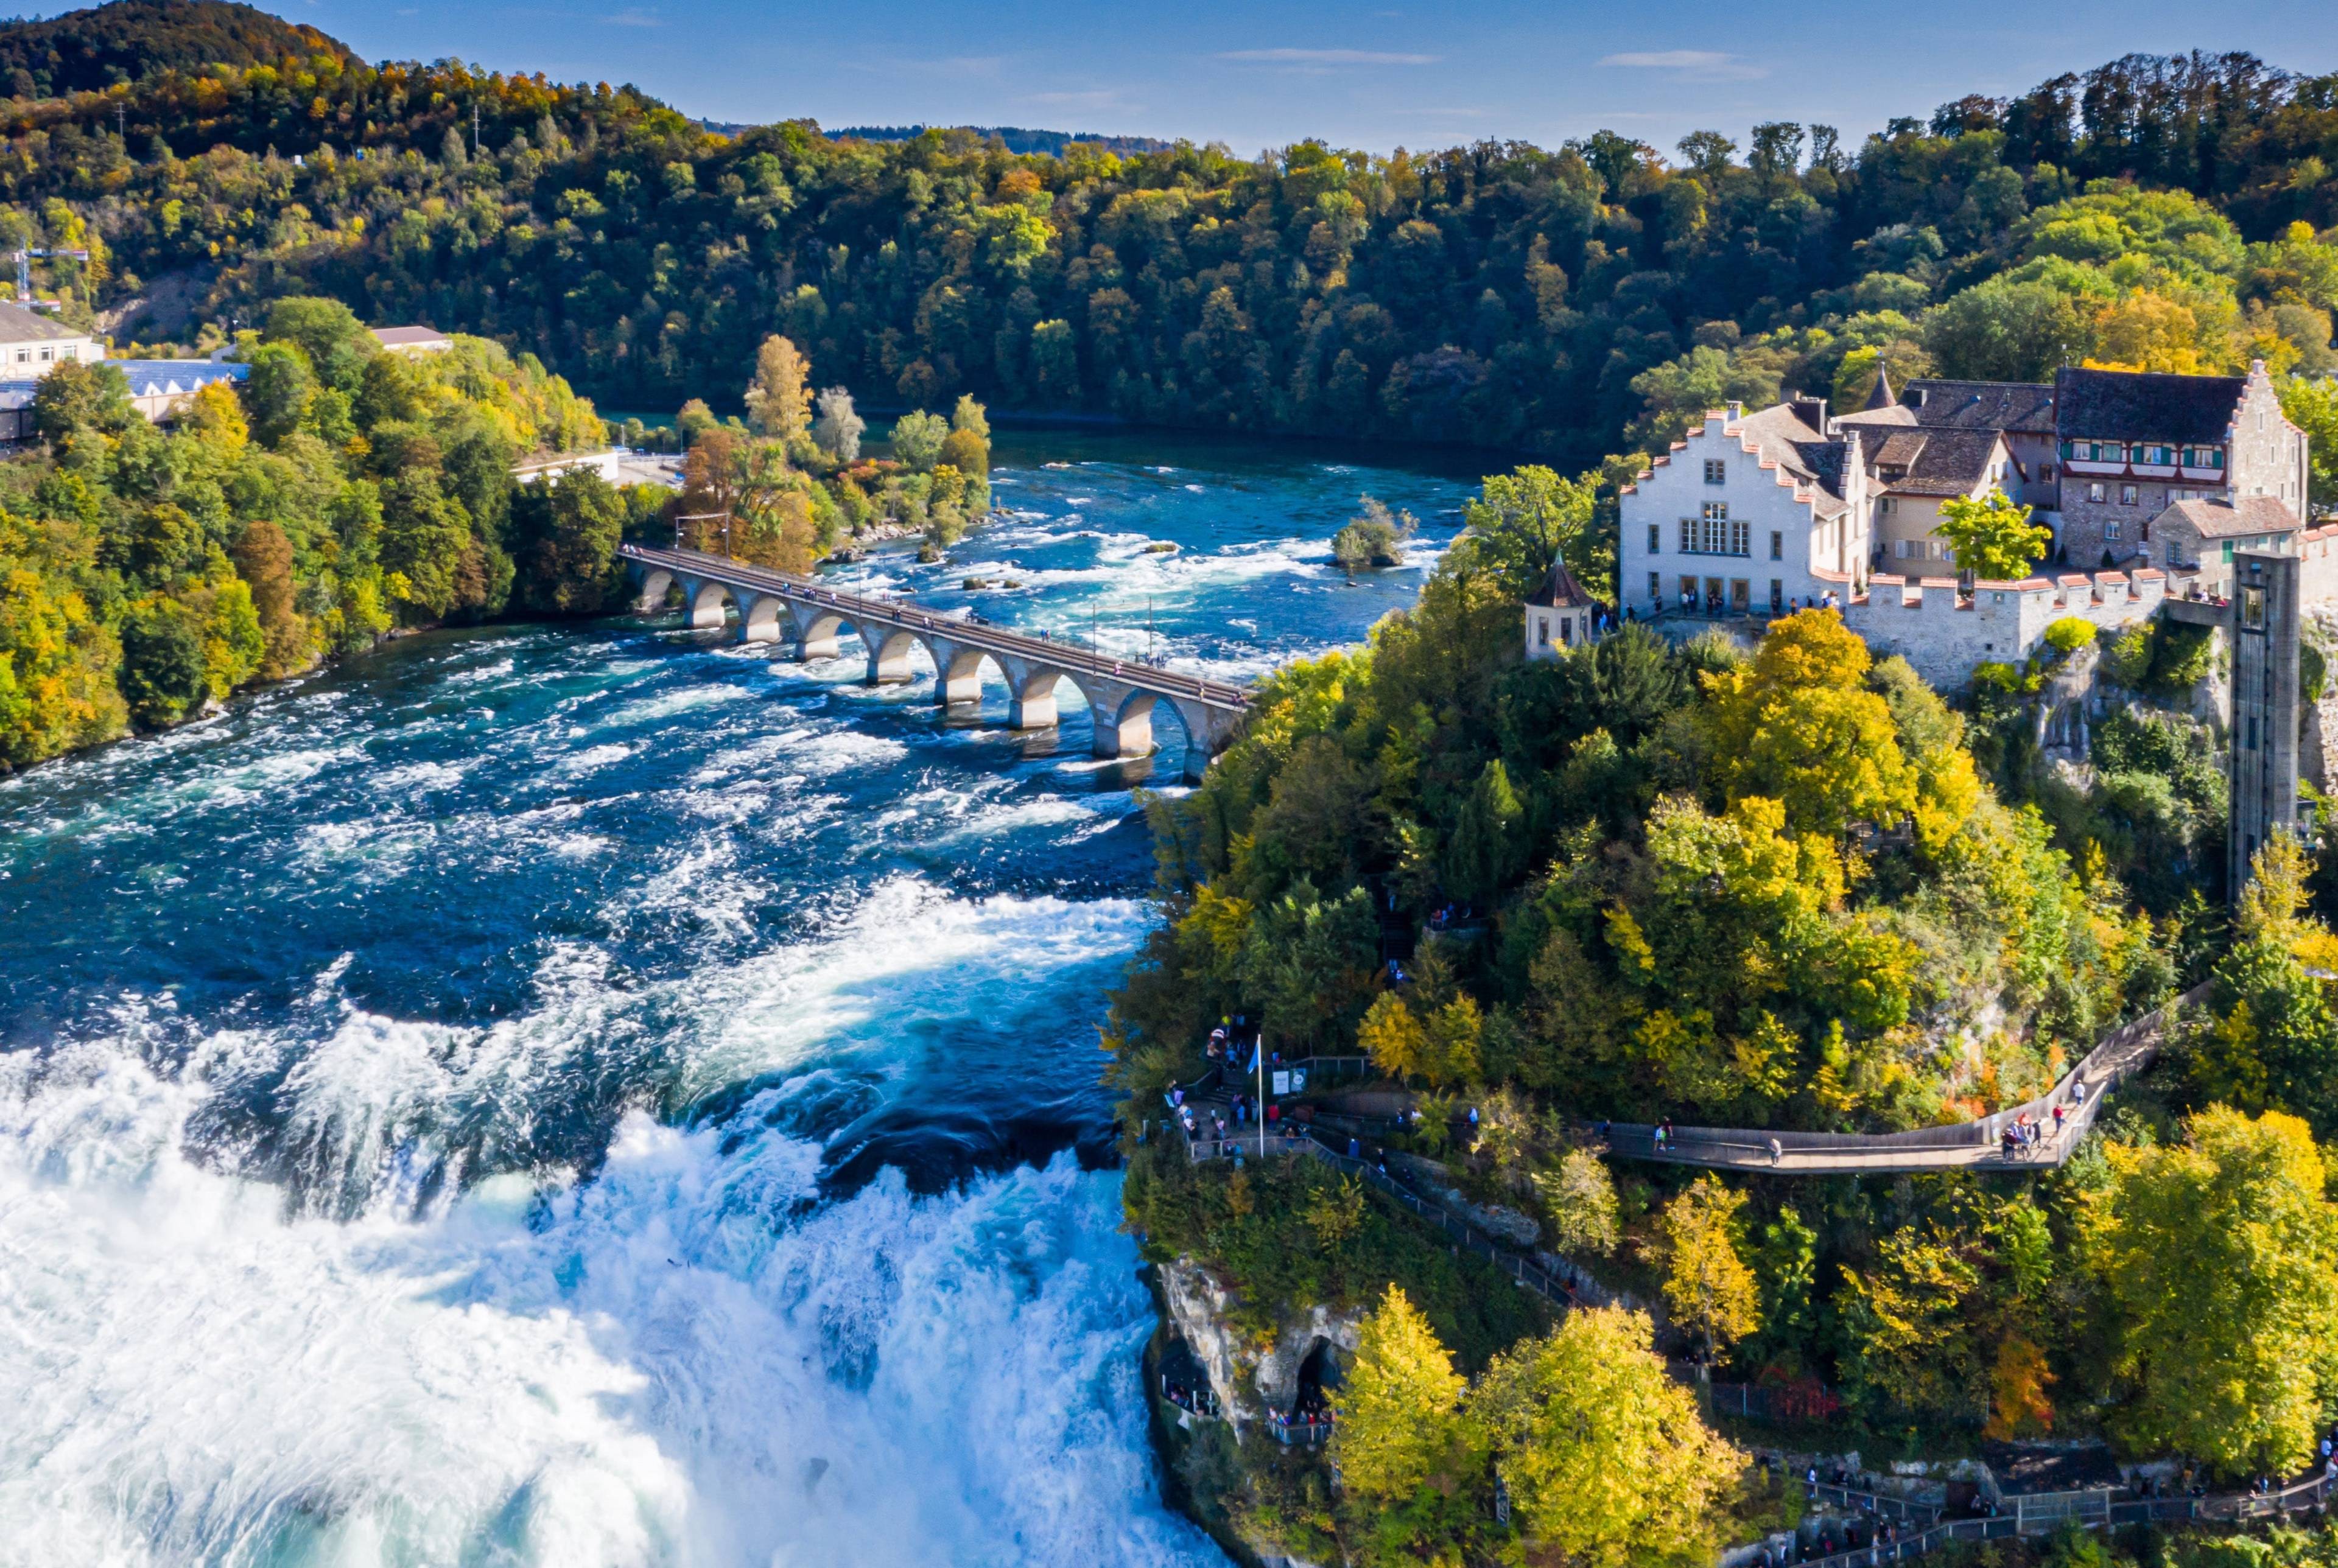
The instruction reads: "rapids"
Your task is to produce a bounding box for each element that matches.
[0,429,1479,1566]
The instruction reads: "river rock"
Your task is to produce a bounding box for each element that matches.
[1156,1258,1363,1430]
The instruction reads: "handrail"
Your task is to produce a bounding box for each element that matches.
[1589,981,2211,1174]
[620,543,1251,709]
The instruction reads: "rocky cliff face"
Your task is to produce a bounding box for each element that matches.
[1156,1258,1362,1430]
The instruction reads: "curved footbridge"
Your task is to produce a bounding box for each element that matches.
[620,544,1250,774]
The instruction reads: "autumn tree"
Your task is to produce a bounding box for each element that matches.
[1358,992,1427,1080]
[1478,1306,1746,1568]
[812,386,865,463]
[1698,609,1917,839]
[1331,1284,1472,1502]
[1649,1175,1760,1371]
[230,519,306,677]
[1535,1149,1621,1256]
[1838,1226,1983,1418]
[743,334,813,448]
[1934,487,2052,581]
[2085,1106,2338,1478]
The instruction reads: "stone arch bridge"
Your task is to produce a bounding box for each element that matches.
[620,544,1250,774]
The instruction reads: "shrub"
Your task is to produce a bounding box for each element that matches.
[2044,617,2098,655]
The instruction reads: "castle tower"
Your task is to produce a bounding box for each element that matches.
[2228,548,2302,895]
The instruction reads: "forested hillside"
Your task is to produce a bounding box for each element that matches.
[0,4,2334,474]
[0,0,342,101]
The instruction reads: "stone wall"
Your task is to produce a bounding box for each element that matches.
[1842,569,2166,688]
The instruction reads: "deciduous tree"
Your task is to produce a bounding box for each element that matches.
[1331,1284,1472,1502]
[1479,1305,1745,1567]
[1934,487,2052,581]
[2085,1106,2338,1479]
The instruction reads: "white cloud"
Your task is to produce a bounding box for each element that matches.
[1216,48,1438,66]
[1597,49,1766,80]
[602,7,659,24]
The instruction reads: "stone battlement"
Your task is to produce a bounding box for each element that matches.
[1844,567,2166,687]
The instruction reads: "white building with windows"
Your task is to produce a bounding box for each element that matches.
[0,299,100,374]
[1618,397,1874,620]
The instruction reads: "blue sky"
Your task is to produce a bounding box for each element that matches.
[74,0,2338,155]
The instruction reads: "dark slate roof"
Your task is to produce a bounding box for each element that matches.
[1889,428,2007,498]
[0,300,85,343]
[2156,494,2301,540]
[1863,363,1896,411]
[1735,403,1852,516]
[1525,558,1595,608]
[1903,378,2056,434]
[2054,366,2245,444]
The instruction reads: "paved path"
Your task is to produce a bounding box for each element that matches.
[1594,984,2207,1175]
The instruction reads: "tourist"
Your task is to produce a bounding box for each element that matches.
[1769,1136,1783,1167]
[1347,1136,1360,1160]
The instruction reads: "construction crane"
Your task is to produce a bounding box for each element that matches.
[13,247,90,310]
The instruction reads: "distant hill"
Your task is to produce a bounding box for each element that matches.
[0,0,346,99]
[830,124,1174,156]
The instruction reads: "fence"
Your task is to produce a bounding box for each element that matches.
[1706,1379,1847,1426]
[1775,1475,2337,1568]
[1597,981,2213,1174]
[1263,1416,1335,1447]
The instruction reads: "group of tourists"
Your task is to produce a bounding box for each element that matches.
[1158,1372,1218,1418]
[1999,1084,2080,1157]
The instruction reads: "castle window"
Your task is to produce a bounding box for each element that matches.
[2120,485,2139,506]
[1648,523,1661,555]
[1704,460,1725,485]
[1769,531,1782,561]
[2107,520,2122,541]
[2087,482,2106,503]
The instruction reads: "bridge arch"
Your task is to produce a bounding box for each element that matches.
[687,578,738,631]
[738,593,789,644]
[788,605,848,661]
[634,567,678,615]
[868,627,927,684]
[927,640,999,705]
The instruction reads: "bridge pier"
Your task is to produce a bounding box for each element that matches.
[1092,693,1155,758]
[686,579,732,631]
[868,629,919,684]
[787,605,843,662]
[1006,687,1059,729]
[738,593,787,645]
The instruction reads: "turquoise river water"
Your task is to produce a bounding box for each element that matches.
[0,429,1482,1566]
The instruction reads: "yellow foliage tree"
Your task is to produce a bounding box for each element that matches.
[1420,993,1482,1087]
[1651,1175,1760,1370]
[1358,992,1426,1080]
[1838,1227,1981,1416]
[2085,1106,2338,1478]
[1330,1284,1472,1502]
[743,334,814,446]
[1984,1335,2056,1440]
[1478,1305,1746,1568]
[1698,611,1917,839]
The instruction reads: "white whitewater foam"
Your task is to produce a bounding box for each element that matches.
[0,1048,1218,1568]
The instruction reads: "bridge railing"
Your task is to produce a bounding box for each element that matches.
[620,543,1250,709]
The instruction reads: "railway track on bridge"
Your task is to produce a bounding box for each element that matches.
[619,543,1251,711]
[618,543,1253,770]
